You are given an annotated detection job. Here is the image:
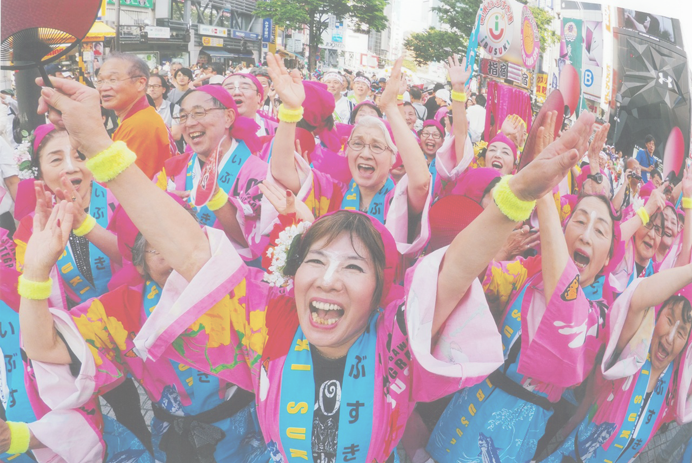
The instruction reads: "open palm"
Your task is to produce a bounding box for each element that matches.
[445,55,471,92]
[266,53,305,110]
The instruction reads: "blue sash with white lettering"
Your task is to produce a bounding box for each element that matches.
[185,141,252,226]
[341,178,394,224]
[0,301,37,463]
[429,158,437,198]
[56,182,112,303]
[599,356,671,462]
[142,281,221,414]
[279,312,379,462]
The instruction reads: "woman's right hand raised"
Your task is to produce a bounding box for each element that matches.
[266,53,305,110]
[23,182,74,281]
[509,112,595,202]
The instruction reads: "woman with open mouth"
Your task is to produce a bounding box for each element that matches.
[17,65,591,463]
[266,55,434,256]
[542,264,692,462]
[607,188,668,299]
[427,186,621,463]
[153,85,270,262]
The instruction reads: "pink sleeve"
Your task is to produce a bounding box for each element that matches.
[402,246,504,402]
[384,174,432,258]
[518,260,604,388]
[434,134,474,185]
[29,408,105,463]
[226,156,269,260]
[600,278,653,380]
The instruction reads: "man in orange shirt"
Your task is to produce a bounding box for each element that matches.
[97,53,174,179]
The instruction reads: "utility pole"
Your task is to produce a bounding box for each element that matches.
[114,0,121,51]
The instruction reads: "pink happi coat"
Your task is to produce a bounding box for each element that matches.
[154,141,269,261]
[561,279,692,455]
[260,151,433,257]
[32,227,504,462]
[429,133,475,202]
[483,256,607,400]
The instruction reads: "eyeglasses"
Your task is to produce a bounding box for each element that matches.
[420,131,442,140]
[147,84,163,89]
[644,220,664,237]
[587,173,604,184]
[94,75,144,88]
[172,107,225,124]
[223,83,257,94]
[144,248,160,255]
[347,139,390,155]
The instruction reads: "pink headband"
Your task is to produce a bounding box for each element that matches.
[190,85,262,153]
[224,73,265,101]
[422,120,445,137]
[452,167,502,205]
[33,123,56,153]
[488,132,518,161]
[302,81,341,152]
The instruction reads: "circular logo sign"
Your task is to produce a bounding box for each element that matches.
[564,21,578,42]
[521,6,540,69]
[479,0,514,58]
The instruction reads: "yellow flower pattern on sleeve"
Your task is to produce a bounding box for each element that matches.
[483,259,529,308]
[72,299,129,367]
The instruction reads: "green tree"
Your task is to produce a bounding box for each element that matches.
[529,6,560,54]
[403,0,482,65]
[255,0,388,71]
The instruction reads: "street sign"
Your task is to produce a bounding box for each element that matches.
[145,26,170,39]
[232,30,259,41]
[202,37,224,47]
[199,25,227,37]
[262,18,273,42]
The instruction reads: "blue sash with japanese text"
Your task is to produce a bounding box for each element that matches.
[0,301,37,463]
[429,158,437,199]
[341,178,394,224]
[56,182,112,303]
[185,141,252,227]
[279,312,379,462]
[142,281,221,414]
[598,356,671,462]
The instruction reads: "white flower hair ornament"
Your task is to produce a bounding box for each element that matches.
[263,219,312,288]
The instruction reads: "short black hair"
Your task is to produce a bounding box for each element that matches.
[645,134,655,144]
[651,170,662,180]
[475,94,487,107]
[174,68,193,81]
[210,63,224,75]
[409,87,422,100]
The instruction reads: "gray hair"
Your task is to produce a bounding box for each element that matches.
[131,232,148,270]
[104,52,150,80]
[351,115,398,154]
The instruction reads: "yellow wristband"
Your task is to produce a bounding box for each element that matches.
[17,275,53,300]
[85,141,137,183]
[451,90,467,103]
[396,95,404,101]
[492,175,536,222]
[7,422,31,454]
[683,197,692,210]
[73,214,96,237]
[206,188,228,211]
[636,207,650,226]
[278,104,304,123]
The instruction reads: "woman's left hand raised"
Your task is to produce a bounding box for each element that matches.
[24,181,74,281]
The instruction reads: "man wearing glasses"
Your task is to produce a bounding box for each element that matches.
[222,73,278,137]
[96,53,173,179]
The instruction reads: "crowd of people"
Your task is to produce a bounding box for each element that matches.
[0,49,691,463]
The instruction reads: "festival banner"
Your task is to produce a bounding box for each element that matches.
[562,17,583,115]
[535,73,548,102]
[521,6,540,69]
[465,12,482,87]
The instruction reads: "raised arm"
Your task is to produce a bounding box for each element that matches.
[379,57,430,214]
[433,112,596,335]
[266,53,305,194]
[445,55,471,166]
[619,189,665,243]
[618,262,692,352]
[36,76,209,282]
[19,185,73,364]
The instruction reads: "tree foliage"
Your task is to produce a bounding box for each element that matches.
[403,0,482,66]
[254,0,388,71]
[529,6,560,54]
